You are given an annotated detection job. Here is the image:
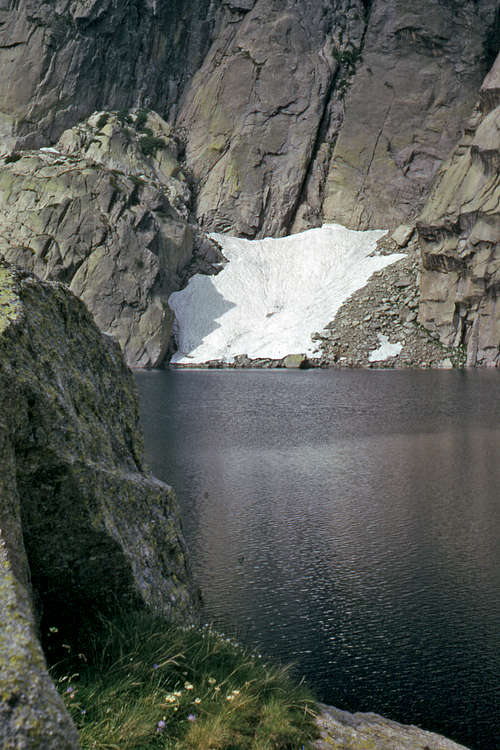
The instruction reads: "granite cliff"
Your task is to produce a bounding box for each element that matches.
[417,52,500,367]
[0,0,498,366]
[0,261,198,748]
[0,110,223,367]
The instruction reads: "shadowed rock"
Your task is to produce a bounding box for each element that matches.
[0,261,199,748]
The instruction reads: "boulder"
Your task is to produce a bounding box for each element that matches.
[314,704,469,750]
[417,52,500,367]
[0,261,198,748]
[283,353,308,369]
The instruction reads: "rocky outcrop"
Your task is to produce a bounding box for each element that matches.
[0,0,217,150]
[417,52,500,367]
[314,704,469,750]
[321,0,499,230]
[0,110,222,368]
[0,261,198,748]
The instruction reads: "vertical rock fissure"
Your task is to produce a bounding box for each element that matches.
[286,60,343,234]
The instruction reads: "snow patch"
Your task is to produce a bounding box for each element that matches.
[368,334,403,362]
[169,224,405,364]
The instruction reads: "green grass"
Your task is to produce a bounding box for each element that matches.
[50,612,319,750]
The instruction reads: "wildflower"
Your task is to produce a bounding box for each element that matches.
[65,686,73,694]
[165,694,177,703]
[208,677,216,685]
[184,682,194,690]
[153,664,159,670]
[81,709,87,716]
[193,697,201,704]
[214,686,221,693]
[187,714,197,722]
[232,689,240,696]
[156,720,166,733]
[226,694,235,701]
[174,690,182,697]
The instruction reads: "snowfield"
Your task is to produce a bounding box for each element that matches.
[169,224,405,364]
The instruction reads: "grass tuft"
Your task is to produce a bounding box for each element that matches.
[50,611,318,750]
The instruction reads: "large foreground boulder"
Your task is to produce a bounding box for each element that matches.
[0,261,198,748]
[417,52,500,367]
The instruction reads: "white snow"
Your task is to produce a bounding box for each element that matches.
[368,334,403,362]
[169,223,406,364]
[40,147,61,154]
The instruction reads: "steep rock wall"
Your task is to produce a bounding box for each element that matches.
[178,0,498,237]
[0,261,198,748]
[0,0,216,150]
[177,0,367,237]
[322,0,498,230]
[417,52,500,367]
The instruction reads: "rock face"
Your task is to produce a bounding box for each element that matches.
[177,0,367,237]
[178,0,498,237]
[417,52,500,367]
[0,0,497,240]
[0,0,216,150]
[314,704,469,750]
[321,0,498,230]
[0,110,222,368]
[0,261,198,748]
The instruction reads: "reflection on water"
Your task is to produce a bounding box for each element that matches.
[135,369,500,750]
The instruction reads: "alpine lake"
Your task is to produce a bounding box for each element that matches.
[135,368,500,750]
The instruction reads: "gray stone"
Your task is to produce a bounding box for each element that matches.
[283,353,308,369]
[417,53,500,367]
[391,224,415,247]
[0,111,223,368]
[0,262,198,748]
[314,703,470,750]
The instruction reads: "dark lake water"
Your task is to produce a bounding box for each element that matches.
[135,369,500,750]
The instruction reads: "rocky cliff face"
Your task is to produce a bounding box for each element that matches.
[1,1,497,237]
[0,0,217,150]
[417,52,500,367]
[0,110,222,367]
[177,0,367,237]
[0,261,198,748]
[178,0,498,237]
[0,0,498,366]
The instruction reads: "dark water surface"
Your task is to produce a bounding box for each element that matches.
[135,369,500,749]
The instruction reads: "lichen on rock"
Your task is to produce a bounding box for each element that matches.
[0,261,199,748]
[0,111,223,368]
